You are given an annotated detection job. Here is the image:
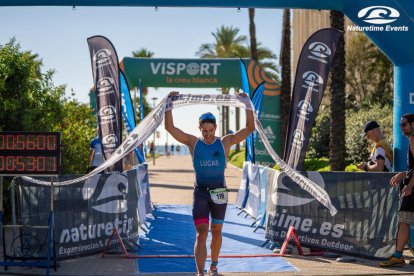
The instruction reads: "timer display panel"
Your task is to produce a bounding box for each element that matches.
[0,132,61,176]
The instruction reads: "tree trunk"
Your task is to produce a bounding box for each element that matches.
[249,8,258,61]
[224,106,229,135]
[221,106,225,137]
[280,9,291,156]
[329,10,346,171]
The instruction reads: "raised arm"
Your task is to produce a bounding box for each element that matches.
[165,92,197,148]
[222,94,255,151]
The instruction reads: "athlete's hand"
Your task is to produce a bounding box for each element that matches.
[168,91,179,97]
[390,172,406,187]
[401,184,413,197]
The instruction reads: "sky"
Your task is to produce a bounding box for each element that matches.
[0,6,282,146]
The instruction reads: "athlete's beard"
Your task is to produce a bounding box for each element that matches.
[203,135,215,144]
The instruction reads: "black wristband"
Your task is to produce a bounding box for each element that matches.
[364,164,368,171]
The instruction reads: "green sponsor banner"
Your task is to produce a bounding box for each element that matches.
[255,94,280,167]
[122,57,281,166]
[122,58,244,88]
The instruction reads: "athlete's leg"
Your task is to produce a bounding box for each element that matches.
[209,202,227,273]
[193,189,211,275]
[195,223,209,275]
[210,223,223,264]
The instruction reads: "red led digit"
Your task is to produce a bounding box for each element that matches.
[0,156,4,171]
[46,157,56,172]
[37,156,45,171]
[6,156,15,171]
[16,135,25,150]
[0,135,4,150]
[37,135,45,150]
[6,135,14,150]
[47,135,56,150]
[16,156,25,171]
[27,135,35,150]
[26,156,35,171]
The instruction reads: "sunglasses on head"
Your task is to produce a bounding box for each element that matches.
[199,113,215,121]
[199,113,216,125]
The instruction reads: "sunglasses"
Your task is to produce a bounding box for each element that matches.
[199,113,216,125]
[400,122,408,127]
[199,113,215,121]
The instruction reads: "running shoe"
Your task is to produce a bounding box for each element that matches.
[379,256,405,267]
[208,268,223,276]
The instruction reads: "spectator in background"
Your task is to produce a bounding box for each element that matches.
[87,128,104,173]
[149,141,155,155]
[357,120,392,172]
[380,114,414,267]
[165,142,170,158]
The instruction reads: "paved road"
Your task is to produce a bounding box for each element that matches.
[2,155,414,275]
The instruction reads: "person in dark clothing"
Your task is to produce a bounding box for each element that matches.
[380,113,414,267]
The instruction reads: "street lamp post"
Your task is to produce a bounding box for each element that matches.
[151,97,158,165]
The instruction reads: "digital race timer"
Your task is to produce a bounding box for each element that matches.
[0,132,61,176]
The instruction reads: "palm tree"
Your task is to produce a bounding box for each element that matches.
[197,26,248,58]
[280,9,291,156]
[249,8,258,62]
[132,48,154,96]
[132,48,154,58]
[197,26,248,136]
[131,48,154,120]
[197,25,279,137]
[329,10,346,171]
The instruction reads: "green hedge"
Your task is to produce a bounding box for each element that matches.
[306,104,393,166]
[228,148,245,168]
[345,105,393,164]
[229,150,363,172]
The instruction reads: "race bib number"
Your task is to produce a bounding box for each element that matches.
[210,188,228,204]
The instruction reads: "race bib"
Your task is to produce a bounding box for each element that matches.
[210,188,228,204]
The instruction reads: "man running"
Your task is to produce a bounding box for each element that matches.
[165,91,254,276]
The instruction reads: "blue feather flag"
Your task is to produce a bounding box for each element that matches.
[246,82,265,163]
[120,70,145,163]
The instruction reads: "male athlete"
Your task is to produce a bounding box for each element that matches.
[165,91,254,276]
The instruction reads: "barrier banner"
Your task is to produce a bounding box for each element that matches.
[15,167,148,258]
[237,162,268,224]
[136,163,152,215]
[256,165,268,226]
[130,163,150,224]
[284,28,342,170]
[244,162,261,218]
[235,162,249,208]
[88,35,122,172]
[265,170,398,259]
